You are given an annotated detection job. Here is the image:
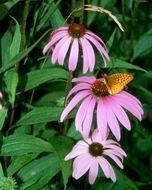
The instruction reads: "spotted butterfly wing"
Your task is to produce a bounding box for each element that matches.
[104,73,134,95]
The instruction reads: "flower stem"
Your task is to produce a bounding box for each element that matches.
[80,0,85,24]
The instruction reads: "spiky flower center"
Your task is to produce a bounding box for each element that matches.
[89,142,103,157]
[68,23,85,38]
[92,79,110,97]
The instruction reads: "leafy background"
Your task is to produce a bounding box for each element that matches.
[0,0,152,189]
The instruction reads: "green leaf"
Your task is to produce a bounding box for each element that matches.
[16,107,63,126]
[0,29,12,66]
[132,29,152,60]
[0,134,53,156]
[0,29,51,74]
[18,154,60,190]
[18,68,69,92]
[36,0,64,32]
[49,0,65,28]
[0,162,4,178]
[107,58,147,72]
[93,168,139,190]
[133,86,152,104]
[50,136,74,188]
[8,153,38,176]
[4,69,18,104]
[10,17,21,59]
[0,107,8,130]
[107,29,117,50]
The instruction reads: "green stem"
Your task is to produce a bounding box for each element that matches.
[20,0,31,51]
[71,0,76,22]
[80,0,85,24]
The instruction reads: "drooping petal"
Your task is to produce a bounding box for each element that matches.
[80,38,89,73]
[85,34,109,63]
[109,97,131,130]
[103,152,123,169]
[113,95,142,121]
[51,36,69,64]
[89,159,99,184]
[121,91,142,106]
[75,95,92,131]
[104,144,127,157]
[117,92,143,115]
[80,37,95,72]
[60,90,91,122]
[73,153,93,179]
[66,83,91,100]
[58,37,72,65]
[72,76,96,84]
[43,31,68,54]
[68,38,79,71]
[82,97,96,138]
[106,97,121,141]
[104,149,123,161]
[97,98,108,140]
[97,157,110,178]
[86,30,108,51]
[105,160,116,182]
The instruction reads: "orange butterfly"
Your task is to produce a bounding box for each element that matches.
[103,73,134,95]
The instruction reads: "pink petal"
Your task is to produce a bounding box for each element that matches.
[104,144,127,157]
[104,149,123,161]
[106,98,121,141]
[43,31,68,54]
[97,99,108,140]
[51,36,69,64]
[89,159,99,184]
[113,95,143,121]
[68,38,79,71]
[109,97,131,130]
[75,95,92,131]
[85,34,109,63]
[105,160,116,182]
[121,91,142,105]
[58,37,72,65]
[65,143,88,161]
[66,83,91,100]
[80,38,89,73]
[80,37,95,72]
[72,76,96,84]
[82,97,96,138]
[103,152,123,169]
[86,30,108,51]
[97,157,110,178]
[73,153,93,179]
[54,26,68,32]
[60,90,91,122]
[118,92,143,115]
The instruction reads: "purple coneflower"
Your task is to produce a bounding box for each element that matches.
[65,130,126,184]
[43,23,109,73]
[60,75,143,140]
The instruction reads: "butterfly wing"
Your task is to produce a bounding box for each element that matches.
[105,73,134,95]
